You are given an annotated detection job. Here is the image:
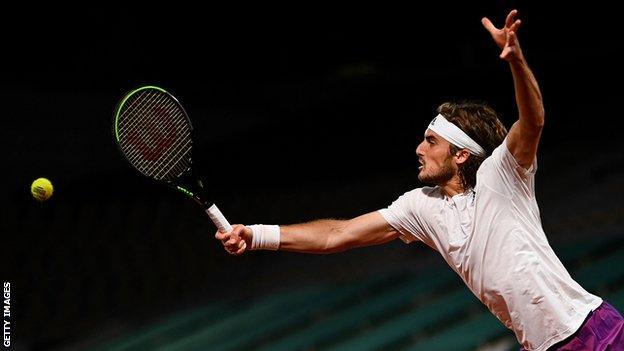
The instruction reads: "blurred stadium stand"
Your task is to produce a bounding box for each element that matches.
[75,234,624,351]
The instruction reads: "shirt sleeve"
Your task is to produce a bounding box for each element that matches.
[378,188,431,244]
[477,137,538,199]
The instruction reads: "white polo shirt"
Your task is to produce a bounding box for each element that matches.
[379,138,602,351]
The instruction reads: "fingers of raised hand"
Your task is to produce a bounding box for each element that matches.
[505,9,518,28]
[481,17,496,33]
[510,19,521,34]
[500,32,519,60]
[508,31,517,44]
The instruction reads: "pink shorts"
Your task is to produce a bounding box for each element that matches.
[523,301,624,350]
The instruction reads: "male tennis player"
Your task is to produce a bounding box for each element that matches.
[215,9,624,350]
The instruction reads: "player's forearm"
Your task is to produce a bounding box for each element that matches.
[279,219,352,254]
[509,58,545,132]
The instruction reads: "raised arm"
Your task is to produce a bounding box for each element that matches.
[216,211,401,255]
[482,9,545,169]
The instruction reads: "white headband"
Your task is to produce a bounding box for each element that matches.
[428,114,486,157]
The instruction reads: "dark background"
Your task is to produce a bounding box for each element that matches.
[3,1,623,350]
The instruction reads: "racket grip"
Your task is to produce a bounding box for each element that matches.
[206,204,233,233]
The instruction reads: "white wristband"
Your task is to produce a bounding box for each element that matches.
[248,224,281,251]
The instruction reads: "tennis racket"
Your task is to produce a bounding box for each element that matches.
[112,85,232,233]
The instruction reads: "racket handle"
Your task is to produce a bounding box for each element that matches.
[206,204,233,233]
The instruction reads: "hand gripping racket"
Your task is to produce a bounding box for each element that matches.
[113,85,232,233]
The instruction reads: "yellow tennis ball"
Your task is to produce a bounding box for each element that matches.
[31,177,54,201]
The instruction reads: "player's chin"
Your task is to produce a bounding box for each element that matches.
[417,169,427,182]
[418,171,438,185]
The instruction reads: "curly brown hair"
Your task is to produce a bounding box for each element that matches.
[437,101,508,189]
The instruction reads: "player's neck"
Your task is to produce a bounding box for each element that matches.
[440,175,466,198]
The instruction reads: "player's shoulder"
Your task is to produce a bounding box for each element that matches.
[477,139,508,172]
[477,137,537,178]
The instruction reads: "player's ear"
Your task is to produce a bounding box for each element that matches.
[454,149,471,165]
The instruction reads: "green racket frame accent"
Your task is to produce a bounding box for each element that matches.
[176,186,195,198]
[113,85,168,142]
[172,169,210,207]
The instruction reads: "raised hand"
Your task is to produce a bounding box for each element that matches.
[481,9,524,62]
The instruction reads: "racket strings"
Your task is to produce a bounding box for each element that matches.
[153,138,193,179]
[142,102,193,179]
[119,92,172,159]
[127,107,190,177]
[119,91,172,147]
[148,114,192,179]
[126,97,185,168]
[117,90,192,180]
[120,91,177,165]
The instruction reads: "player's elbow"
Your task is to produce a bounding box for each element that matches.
[533,107,545,129]
[528,119,544,137]
[520,111,544,136]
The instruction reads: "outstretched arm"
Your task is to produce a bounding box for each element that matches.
[216,211,401,255]
[482,9,545,169]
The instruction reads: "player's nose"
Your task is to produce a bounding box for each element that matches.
[415,142,425,157]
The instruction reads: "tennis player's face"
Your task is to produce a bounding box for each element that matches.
[416,129,457,185]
